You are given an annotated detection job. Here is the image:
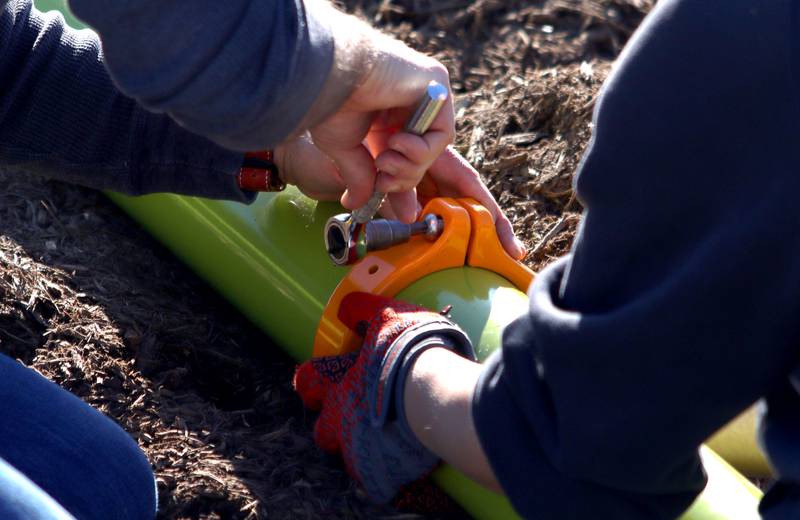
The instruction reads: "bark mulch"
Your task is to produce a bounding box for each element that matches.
[0,1,653,518]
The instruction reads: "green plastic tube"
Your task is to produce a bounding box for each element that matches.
[31,3,765,517]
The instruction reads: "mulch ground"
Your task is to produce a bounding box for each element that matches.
[0,1,653,518]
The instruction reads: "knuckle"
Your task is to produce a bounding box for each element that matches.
[393,175,418,191]
[395,171,419,187]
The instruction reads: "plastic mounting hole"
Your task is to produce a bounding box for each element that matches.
[368,265,379,275]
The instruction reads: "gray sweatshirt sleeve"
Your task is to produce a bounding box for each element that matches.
[68,0,335,151]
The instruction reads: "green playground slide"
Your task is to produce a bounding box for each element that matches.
[31,2,767,518]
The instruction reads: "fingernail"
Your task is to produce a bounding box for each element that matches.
[340,192,355,210]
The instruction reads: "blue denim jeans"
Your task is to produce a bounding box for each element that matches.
[0,353,156,519]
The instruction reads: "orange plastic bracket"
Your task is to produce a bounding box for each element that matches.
[455,199,534,293]
[311,197,535,357]
[312,198,471,357]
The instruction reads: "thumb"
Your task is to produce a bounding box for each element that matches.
[326,144,378,210]
[274,133,345,201]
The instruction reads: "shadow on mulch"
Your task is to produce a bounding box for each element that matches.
[0,175,411,519]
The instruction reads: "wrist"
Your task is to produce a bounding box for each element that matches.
[404,348,481,422]
[293,1,377,132]
[403,348,502,492]
[237,150,286,192]
[403,347,479,448]
[371,319,474,430]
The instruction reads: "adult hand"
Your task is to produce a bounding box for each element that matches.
[296,2,455,224]
[272,133,342,201]
[278,3,525,259]
[293,292,475,503]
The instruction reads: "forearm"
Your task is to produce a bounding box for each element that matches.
[291,0,373,133]
[403,347,502,493]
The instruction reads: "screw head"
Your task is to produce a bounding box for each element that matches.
[423,213,442,241]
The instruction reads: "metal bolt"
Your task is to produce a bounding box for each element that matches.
[323,213,445,266]
[363,214,444,254]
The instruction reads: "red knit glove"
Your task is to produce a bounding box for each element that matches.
[293,292,475,503]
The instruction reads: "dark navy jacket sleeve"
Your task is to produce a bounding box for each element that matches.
[68,0,334,151]
[0,0,253,202]
[473,0,800,518]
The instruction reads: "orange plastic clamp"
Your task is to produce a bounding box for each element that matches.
[311,197,535,357]
[312,198,471,357]
[456,199,534,293]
